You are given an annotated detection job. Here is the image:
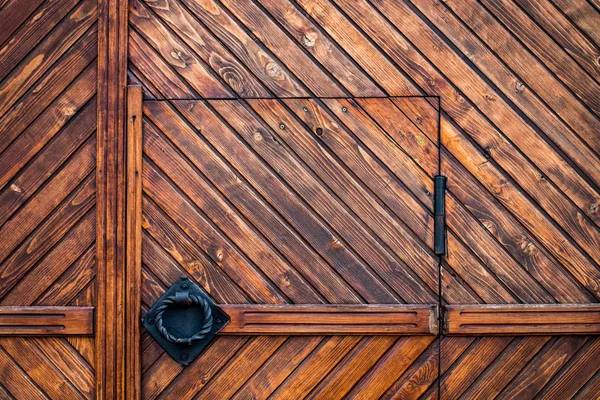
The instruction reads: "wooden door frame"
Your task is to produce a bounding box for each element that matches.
[96,0,129,398]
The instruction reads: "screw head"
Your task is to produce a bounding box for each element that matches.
[181,282,189,289]
[279,123,286,130]
[342,106,348,112]
[146,317,154,324]
[302,107,308,112]
[180,353,189,361]
[316,128,324,136]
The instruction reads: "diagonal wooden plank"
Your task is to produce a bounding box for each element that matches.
[0,0,79,81]
[0,175,95,299]
[381,336,444,398]
[292,0,418,96]
[1,209,95,305]
[409,0,600,182]
[255,0,383,96]
[144,101,360,303]
[231,336,323,400]
[479,0,600,116]
[344,336,435,399]
[0,0,97,118]
[335,0,600,256]
[276,98,441,296]
[140,0,271,98]
[217,0,347,96]
[0,345,46,400]
[129,0,232,98]
[440,337,513,399]
[178,0,308,97]
[142,162,287,303]
[141,190,255,304]
[236,99,435,302]
[128,29,197,99]
[0,33,97,155]
[498,336,587,399]
[194,336,287,399]
[142,352,183,400]
[269,336,361,399]
[142,232,189,291]
[0,0,44,47]
[143,121,326,303]
[550,0,600,48]
[306,336,397,399]
[157,336,247,399]
[34,337,95,399]
[296,0,600,297]
[0,140,95,263]
[35,245,96,306]
[0,337,83,399]
[535,337,600,399]
[171,100,386,303]
[206,99,416,302]
[459,336,549,399]
[0,101,96,224]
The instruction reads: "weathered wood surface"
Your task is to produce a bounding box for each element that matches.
[0,306,94,335]
[219,304,439,335]
[1,0,599,397]
[0,0,98,397]
[139,97,441,397]
[128,0,600,397]
[445,304,600,335]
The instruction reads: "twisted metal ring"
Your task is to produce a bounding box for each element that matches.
[154,292,213,345]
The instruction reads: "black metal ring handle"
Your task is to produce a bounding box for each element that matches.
[154,291,213,346]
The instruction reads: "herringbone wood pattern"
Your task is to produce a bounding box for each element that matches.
[0,0,97,398]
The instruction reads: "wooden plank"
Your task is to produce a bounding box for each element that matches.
[126,85,143,400]
[96,0,128,396]
[129,0,232,98]
[219,304,438,335]
[0,307,93,335]
[445,304,600,335]
[139,0,270,98]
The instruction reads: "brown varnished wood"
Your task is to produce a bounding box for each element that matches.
[126,85,143,400]
[3,0,598,396]
[96,0,128,397]
[219,304,438,335]
[0,306,93,335]
[445,304,600,335]
[136,97,442,398]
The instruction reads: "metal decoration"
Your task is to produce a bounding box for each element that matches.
[433,175,447,256]
[142,276,230,366]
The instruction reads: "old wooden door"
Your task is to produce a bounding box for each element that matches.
[3,0,600,398]
[128,95,442,398]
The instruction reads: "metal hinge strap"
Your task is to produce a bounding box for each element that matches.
[434,175,447,256]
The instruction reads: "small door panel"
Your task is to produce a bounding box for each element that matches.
[138,97,441,398]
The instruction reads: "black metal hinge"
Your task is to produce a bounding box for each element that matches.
[434,175,447,256]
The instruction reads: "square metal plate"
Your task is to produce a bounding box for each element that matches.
[142,276,230,366]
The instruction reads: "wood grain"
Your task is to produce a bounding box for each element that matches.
[445,304,600,335]
[126,85,143,400]
[219,304,438,335]
[0,306,93,335]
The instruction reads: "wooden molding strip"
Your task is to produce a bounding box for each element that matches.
[218,304,438,335]
[0,307,94,335]
[445,304,600,335]
[126,85,143,399]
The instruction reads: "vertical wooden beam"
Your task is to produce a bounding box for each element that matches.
[126,85,143,399]
[96,0,128,398]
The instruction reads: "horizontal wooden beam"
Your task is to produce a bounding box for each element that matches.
[0,307,94,336]
[218,304,438,335]
[444,304,600,335]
